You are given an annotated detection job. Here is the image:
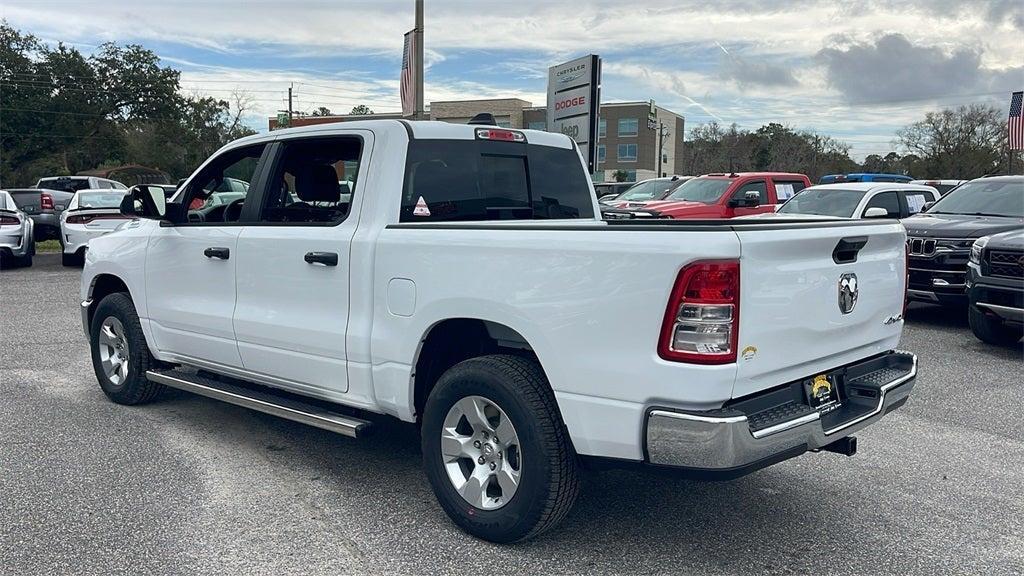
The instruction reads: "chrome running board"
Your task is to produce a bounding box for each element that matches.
[146,369,372,438]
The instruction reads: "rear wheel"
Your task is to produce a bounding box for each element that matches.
[969,304,1022,346]
[89,293,164,405]
[421,355,580,543]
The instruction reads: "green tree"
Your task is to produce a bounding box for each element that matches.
[896,104,1009,178]
[0,21,256,185]
[349,104,373,115]
[311,106,333,116]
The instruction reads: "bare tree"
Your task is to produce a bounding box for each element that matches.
[227,89,256,134]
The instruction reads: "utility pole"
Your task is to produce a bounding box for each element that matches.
[288,83,294,125]
[415,0,425,120]
[656,121,671,177]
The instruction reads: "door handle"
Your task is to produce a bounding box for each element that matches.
[204,247,230,260]
[304,251,338,266]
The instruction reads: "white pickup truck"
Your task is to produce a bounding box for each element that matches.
[80,120,917,543]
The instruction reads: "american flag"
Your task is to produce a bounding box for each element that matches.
[1010,91,1024,151]
[400,29,417,117]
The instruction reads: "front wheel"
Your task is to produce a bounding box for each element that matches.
[62,250,83,267]
[89,293,164,404]
[969,305,1023,346]
[421,355,580,543]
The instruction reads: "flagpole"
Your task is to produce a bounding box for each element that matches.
[415,0,425,120]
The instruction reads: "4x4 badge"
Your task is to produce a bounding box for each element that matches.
[838,273,858,314]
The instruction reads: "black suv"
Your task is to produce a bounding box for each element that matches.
[967,229,1023,345]
[903,175,1023,305]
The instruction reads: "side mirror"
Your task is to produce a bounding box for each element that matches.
[121,185,167,220]
[921,201,934,212]
[728,190,761,208]
[598,194,619,203]
[863,207,889,218]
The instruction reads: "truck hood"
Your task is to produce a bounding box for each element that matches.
[902,213,1024,238]
[982,228,1024,250]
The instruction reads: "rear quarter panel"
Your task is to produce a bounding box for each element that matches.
[370,223,742,458]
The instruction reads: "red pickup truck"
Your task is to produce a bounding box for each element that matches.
[638,172,811,219]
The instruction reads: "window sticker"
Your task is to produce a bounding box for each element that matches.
[413,196,431,217]
[906,194,926,214]
[775,183,795,201]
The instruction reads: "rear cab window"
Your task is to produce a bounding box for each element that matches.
[38,178,92,193]
[401,138,594,221]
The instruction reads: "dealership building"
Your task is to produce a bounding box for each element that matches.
[270,98,685,182]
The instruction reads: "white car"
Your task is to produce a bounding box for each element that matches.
[771,182,940,219]
[36,175,128,192]
[0,190,35,268]
[910,179,966,195]
[80,120,917,543]
[60,189,131,266]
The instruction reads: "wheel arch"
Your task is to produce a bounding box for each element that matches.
[84,273,133,334]
[410,317,546,422]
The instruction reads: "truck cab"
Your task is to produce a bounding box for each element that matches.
[640,172,811,219]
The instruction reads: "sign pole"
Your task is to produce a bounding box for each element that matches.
[415,0,425,120]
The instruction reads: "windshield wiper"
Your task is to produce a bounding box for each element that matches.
[959,212,1013,218]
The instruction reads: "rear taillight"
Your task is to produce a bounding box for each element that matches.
[41,193,54,210]
[0,215,19,226]
[659,260,740,364]
[65,213,121,225]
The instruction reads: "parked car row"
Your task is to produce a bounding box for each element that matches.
[597,172,1022,345]
[0,190,35,268]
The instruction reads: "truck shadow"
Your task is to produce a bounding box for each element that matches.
[155,391,898,574]
[903,301,966,328]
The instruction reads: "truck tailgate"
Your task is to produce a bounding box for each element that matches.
[733,222,906,398]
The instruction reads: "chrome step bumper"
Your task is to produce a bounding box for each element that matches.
[146,369,372,438]
[645,351,916,472]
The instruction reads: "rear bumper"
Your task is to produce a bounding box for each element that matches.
[645,351,916,477]
[0,222,35,258]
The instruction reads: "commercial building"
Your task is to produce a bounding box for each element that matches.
[270,98,684,182]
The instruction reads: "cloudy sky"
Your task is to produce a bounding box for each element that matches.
[3,0,1022,159]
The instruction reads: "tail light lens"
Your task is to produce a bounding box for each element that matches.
[659,260,740,364]
[41,193,55,210]
[0,215,19,225]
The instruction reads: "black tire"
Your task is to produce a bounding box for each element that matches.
[89,293,164,405]
[62,250,83,267]
[14,254,33,268]
[421,354,580,543]
[969,304,1023,346]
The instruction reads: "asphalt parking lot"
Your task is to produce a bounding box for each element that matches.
[1,253,1022,576]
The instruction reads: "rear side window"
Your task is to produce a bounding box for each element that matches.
[772,180,806,202]
[401,139,594,221]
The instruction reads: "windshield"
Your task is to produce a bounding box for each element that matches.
[39,178,90,193]
[77,191,125,209]
[0,192,9,210]
[927,180,1023,218]
[665,178,732,204]
[778,188,866,217]
[618,179,676,201]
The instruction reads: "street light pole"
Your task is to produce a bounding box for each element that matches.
[415,0,425,120]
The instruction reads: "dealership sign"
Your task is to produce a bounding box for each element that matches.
[547,54,601,173]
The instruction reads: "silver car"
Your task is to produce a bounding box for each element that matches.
[0,190,35,268]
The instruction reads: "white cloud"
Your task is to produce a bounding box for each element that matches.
[3,0,1020,159]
